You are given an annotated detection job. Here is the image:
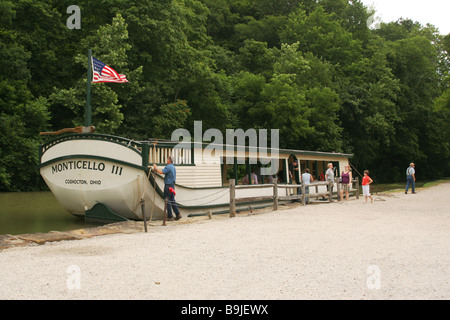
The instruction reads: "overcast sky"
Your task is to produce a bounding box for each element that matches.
[359,0,450,35]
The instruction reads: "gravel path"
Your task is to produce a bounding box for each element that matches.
[1,182,449,300]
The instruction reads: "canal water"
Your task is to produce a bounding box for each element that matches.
[0,192,97,236]
[0,180,438,236]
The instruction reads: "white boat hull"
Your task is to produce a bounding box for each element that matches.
[40,158,163,220]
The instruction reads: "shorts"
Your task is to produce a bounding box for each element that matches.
[362,185,370,197]
[341,183,350,192]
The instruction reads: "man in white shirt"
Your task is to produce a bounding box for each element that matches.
[325,163,334,201]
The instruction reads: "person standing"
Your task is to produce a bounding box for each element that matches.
[289,160,299,183]
[152,156,181,221]
[362,170,373,203]
[251,170,258,184]
[405,163,416,194]
[289,160,300,194]
[325,163,334,201]
[339,165,352,203]
[242,170,258,185]
[301,168,314,204]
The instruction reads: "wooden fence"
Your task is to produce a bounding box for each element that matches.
[229,177,360,217]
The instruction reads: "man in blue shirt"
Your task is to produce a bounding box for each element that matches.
[153,156,181,220]
[405,162,416,194]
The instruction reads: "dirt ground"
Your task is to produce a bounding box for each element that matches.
[0,182,449,300]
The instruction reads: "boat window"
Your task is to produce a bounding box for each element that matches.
[221,157,285,186]
[275,159,287,184]
[332,161,340,177]
[303,160,340,180]
[288,154,300,184]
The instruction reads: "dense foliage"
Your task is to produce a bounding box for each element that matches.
[1,0,449,191]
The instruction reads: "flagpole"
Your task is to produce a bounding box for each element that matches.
[85,49,92,127]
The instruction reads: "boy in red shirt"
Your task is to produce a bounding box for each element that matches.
[362,170,373,203]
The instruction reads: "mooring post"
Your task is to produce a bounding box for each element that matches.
[162,198,168,226]
[141,197,147,233]
[273,180,278,211]
[230,179,236,218]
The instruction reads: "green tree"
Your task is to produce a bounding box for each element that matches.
[48,14,135,134]
[0,1,51,191]
[1,0,449,191]
[279,6,363,67]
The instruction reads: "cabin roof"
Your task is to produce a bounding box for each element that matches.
[278,148,352,159]
[148,139,353,159]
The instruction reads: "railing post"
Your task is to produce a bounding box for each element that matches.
[329,180,333,203]
[301,183,306,206]
[356,177,360,199]
[273,181,278,211]
[141,143,150,167]
[230,179,236,218]
[336,178,341,202]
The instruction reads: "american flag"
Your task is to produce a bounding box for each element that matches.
[91,57,128,83]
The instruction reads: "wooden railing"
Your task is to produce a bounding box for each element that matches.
[228,177,360,217]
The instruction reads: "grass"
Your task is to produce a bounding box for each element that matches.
[371,177,450,194]
[422,177,450,188]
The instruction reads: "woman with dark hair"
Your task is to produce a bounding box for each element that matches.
[339,165,352,203]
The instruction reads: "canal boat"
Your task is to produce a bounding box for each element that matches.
[39,133,353,221]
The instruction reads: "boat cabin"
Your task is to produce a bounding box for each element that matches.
[146,140,352,188]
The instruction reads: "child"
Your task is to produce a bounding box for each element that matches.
[362,170,373,203]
